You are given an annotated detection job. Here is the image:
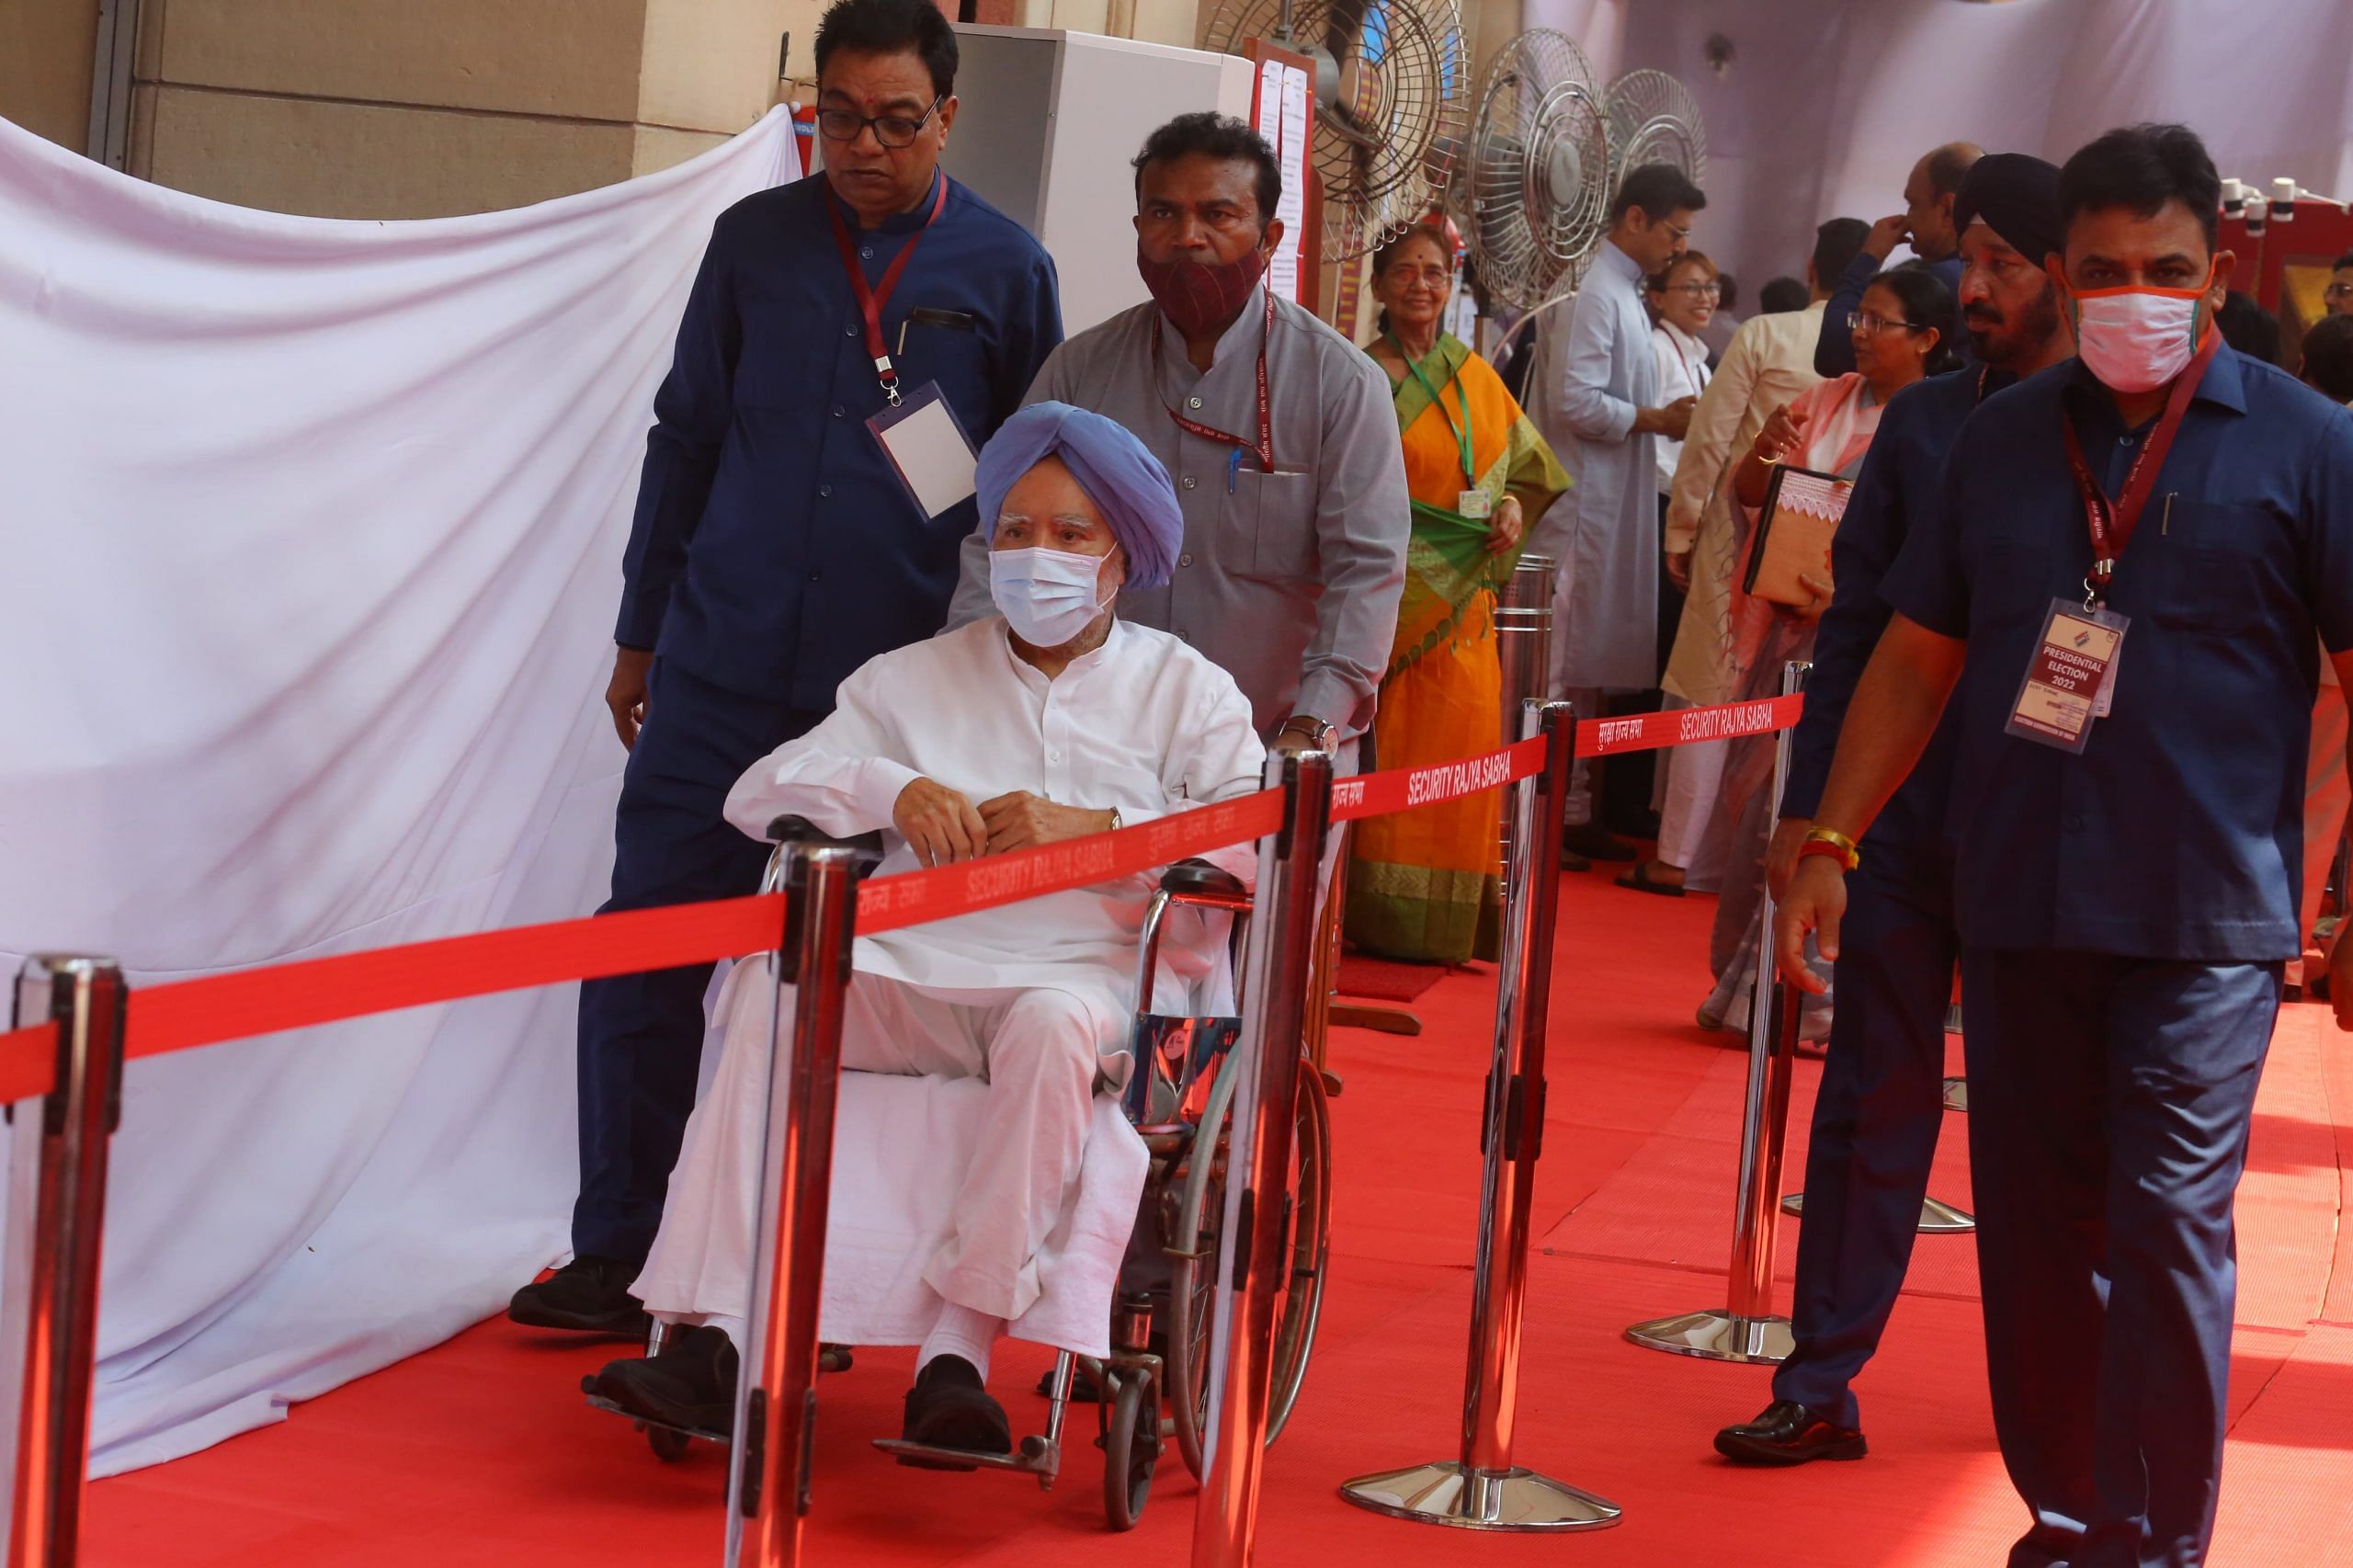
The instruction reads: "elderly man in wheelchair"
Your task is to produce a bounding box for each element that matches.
[584,403,1266,1472]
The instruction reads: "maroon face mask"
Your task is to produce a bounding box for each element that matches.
[1137,244,1268,336]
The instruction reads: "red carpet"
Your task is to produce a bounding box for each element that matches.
[85,871,2353,1566]
[1333,951,1454,1003]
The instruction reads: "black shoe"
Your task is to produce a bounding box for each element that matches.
[1562,823,1640,861]
[1713,1400,1868,1466]
[900,1356,1012,1463]
[508,1255,650,1335]
[586,1325,738,1436]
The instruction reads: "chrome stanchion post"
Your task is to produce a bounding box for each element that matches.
[1191,744,1333,1568]
[727,842,866,1568]
[1,957,128,1567]
[1339,701,1620,1531]
[1494,553,1555,879]
[1625,662,1811,1364]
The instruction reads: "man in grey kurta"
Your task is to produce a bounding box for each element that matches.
[1526,163,1707,853]
[949,115,1407,754]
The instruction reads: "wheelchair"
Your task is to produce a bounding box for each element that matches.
[587,823,1335,1533]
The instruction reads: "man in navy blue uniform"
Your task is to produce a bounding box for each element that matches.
[510,0,1062,1333]
[1715,154,2074,1468]
[1779,124,2353,1565]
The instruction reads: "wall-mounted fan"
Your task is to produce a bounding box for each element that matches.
[1601,68,1706,190]
[1450,28,1610,310]
[1200,0,1472,261]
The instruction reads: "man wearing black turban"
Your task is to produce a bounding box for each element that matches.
[1715,153,2075,1467]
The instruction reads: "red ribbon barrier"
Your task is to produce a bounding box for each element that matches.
[0,1020,57,1103]
[1576,694,1804,757]
[0,693,1806,1092]
[858,790,1284,934]
[1333,736,1548,823]
[125,893,783,1061]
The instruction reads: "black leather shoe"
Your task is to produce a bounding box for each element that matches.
[901,1356,1013,1462]
[586,1325,737,1436]
[508,1255,650,1335]
[1713,1400,1868,1466]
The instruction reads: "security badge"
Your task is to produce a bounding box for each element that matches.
[1457,489,1493,520]
[2006,601,2129,754]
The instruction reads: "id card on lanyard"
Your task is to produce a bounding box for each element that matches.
[828,173,978,518]
[2006,332,2218,753]
[1392,333,1487,517]
[1155,288,1277,490]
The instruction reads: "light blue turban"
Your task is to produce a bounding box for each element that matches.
[975,402,1184,590]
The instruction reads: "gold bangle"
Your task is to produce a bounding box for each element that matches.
[1802,825,1861,870]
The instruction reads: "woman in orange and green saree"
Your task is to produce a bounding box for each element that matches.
[1345,225,1571,964]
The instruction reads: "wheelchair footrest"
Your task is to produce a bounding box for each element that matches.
[872,1435,1060,1480]
[582,1389,729,1448]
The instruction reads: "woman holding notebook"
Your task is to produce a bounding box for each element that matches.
[1697,263,1959,1040]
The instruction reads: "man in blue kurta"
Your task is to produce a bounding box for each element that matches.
[1715,154,2073,1468]
[1525,162,1706,862]
[1778,125,2353,1565]
[510,0,1062,1334]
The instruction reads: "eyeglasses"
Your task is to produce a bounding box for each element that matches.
[2327,280,2353,301]
[815,95,944,149]
[1665,281,1721,299]
[1848,310,1924,335]
[1661,220,1694,242]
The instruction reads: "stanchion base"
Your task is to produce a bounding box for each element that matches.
[1778,1192,1976,1233]
[1623,1310,1793,1364]
[1942,1076,1968,1112]
[1339,1462,1621,1532]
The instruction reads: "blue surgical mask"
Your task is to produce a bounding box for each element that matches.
[988,546,1112,647]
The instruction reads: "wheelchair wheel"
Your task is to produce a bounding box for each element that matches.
[644,1422,691,1463]
[1268,1063,1332,1439]
[1099,1368,1160,1530]
[1163,1047,1332,1479]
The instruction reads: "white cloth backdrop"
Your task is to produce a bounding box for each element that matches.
[1531,0,2353,301]
[0,108,795,1473]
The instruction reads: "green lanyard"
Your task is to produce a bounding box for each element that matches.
[1390,332,1476,489]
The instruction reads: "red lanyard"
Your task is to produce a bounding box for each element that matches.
[825,171,949,407]
[1153,287,1277,473]
[2058,330,2219,607]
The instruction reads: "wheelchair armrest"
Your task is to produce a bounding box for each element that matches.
[765,815,887,875]
[767,814,886,855]
[1160,858,1247,902]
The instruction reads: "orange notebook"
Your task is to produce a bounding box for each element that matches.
[1744,464,1851,607]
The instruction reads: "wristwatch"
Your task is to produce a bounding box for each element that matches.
[1797,825,1861,871]
[1278,715,1338,749]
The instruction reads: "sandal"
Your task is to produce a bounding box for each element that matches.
[1616,860,1687,898]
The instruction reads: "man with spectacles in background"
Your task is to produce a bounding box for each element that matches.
[509,0,1063,1336]
[1815,142,1982,379]
[2325,250,2353,317]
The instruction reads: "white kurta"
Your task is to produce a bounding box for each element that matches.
[637,615,1266,1335]
[723,615,1266,1016]
[1652,319,1712,494]
[1525,240,1663,693]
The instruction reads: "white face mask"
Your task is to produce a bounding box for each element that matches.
[989,546,1113,647]
[2066,273,2214,395]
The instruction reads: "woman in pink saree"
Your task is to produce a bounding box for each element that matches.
[1699,265,1960,1039]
